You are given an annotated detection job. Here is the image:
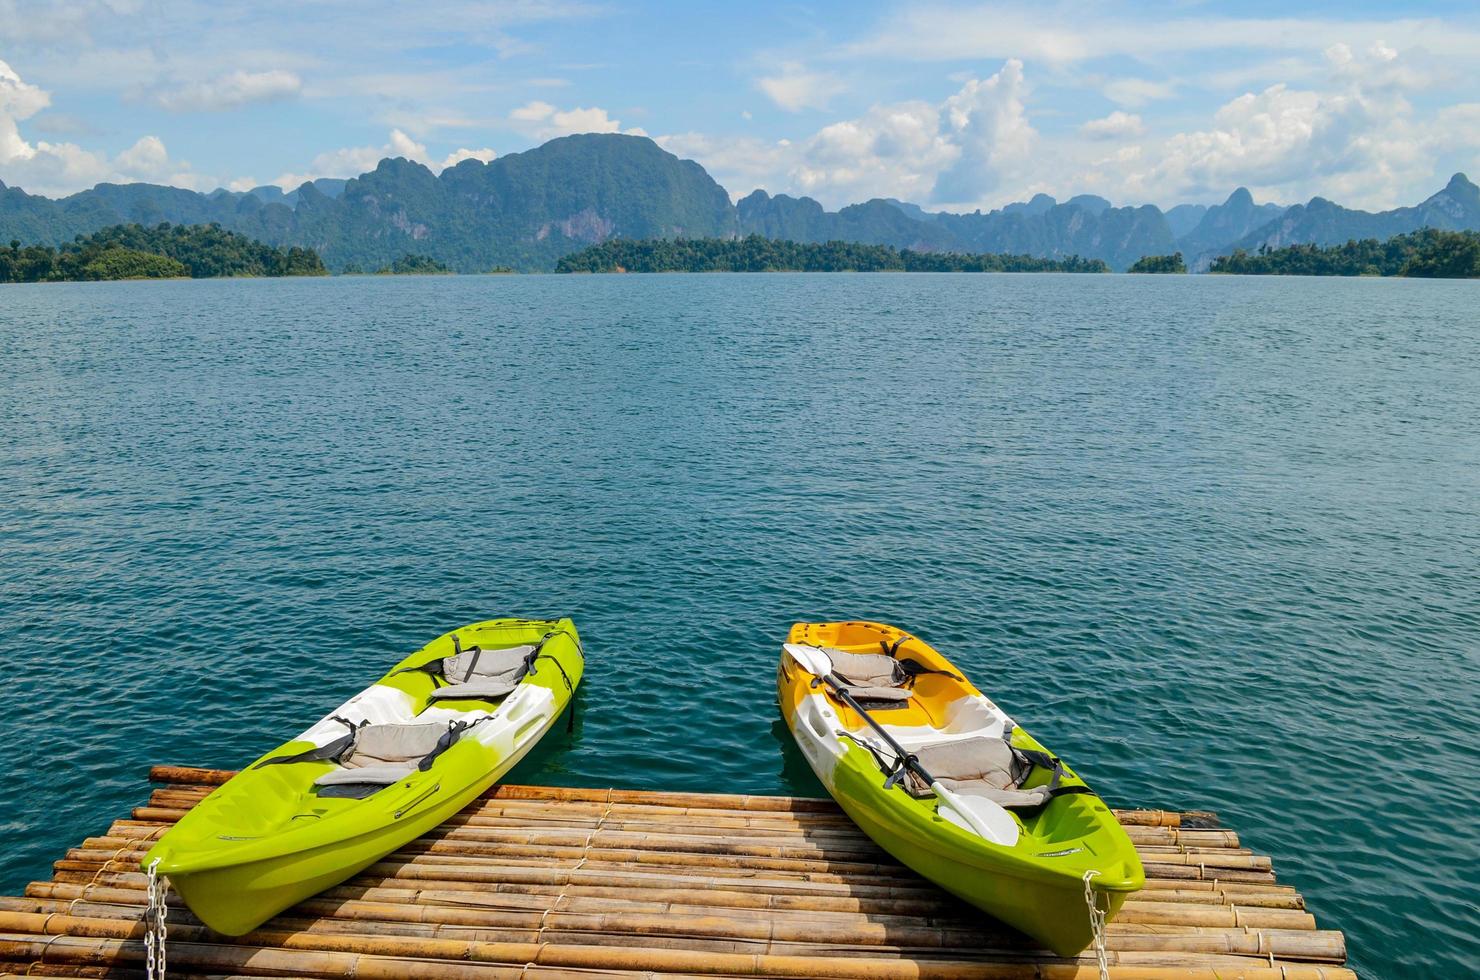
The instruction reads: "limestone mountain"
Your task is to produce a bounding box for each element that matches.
[738,192,959,251]
[0,135,736,272]
[1226,173,1480,258]
[1,133,1477,272]
[1176,188,1288,268]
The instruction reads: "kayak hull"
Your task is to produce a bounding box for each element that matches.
[164,720,542,935]
[779,620,1142,957]
[147,618,582,936]
[830,755,1131,955]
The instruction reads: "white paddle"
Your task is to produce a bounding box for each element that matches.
[782,643,1019,846]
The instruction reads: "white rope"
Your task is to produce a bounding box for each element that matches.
[1082,870,1109,980]
[144,858,168,980]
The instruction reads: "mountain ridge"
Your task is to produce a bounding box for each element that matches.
[1,134,1476,272]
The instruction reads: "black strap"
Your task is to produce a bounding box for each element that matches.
[527,631,575,692]
[252,716,360,769]
[1002,726,1071,796]
[394,632,535,686]
[1047,784,1098,799]
[837,731,912,789]
[879,635,910,657]
[895,657,964,686]
[417,718,473,772]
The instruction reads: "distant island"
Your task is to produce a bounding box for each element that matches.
[1,134,1477,273]
[1208,229,1480,278]
[0,223,326,283]
[341,254,454,275]
[555,236,1108,274]
[1128,253,1188,274]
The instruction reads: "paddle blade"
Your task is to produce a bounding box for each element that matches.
[932,781,1020,846]
[782,642,832,678]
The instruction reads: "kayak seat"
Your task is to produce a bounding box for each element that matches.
[312,721,465,798]
[904,737,1053,811]
[424,644,537,702]
[315,763,418,788]
[820,649,913,705]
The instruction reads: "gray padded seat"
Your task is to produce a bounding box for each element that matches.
[822,648,912,702]
[904,737,1053,810]
[312,722,450,788]
[428,644,535,702]
[314,763,418,787]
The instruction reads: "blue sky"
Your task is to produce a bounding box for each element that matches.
[2,1,1478,210]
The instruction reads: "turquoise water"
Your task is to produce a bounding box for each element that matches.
[2,274,1477,976]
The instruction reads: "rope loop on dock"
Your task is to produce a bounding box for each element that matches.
[66,841,133,916]
[1082,869,1109,980]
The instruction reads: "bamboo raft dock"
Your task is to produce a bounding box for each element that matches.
[0,765,1353,979]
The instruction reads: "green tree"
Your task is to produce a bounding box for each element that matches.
[1210,229,1480,278]
[554,235,1109,274]
[81,247,188,280]
[1128,252,1186,273]
[0,223,328,283]
[378,254,452,274]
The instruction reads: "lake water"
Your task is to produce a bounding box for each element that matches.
[2,273,1477,977]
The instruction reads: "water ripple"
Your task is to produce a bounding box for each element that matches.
[1,274,1477,977]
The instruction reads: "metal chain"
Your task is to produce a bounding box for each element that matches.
[144,858,168,980]
[1082,869,1109,980]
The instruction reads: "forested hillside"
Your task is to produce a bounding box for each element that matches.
[1209,229,1480,278]
[555,236,1109,273]
[0,223,326,282]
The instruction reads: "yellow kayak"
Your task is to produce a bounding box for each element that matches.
[779,620,1142,955]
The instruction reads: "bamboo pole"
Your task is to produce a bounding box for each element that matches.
[136,793,1251,856]
[52,838,1313,914]
[44,850,1308,923]
[115,807,1273,877]
[0,916,1357,980]
[141,786,1245,848]
[17,875,1325,944]
[145,766,1221,829]
[46,852,1294,923]
[54,841,948,901]
[0,893,1348,964]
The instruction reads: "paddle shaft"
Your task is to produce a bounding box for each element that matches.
[820,680,939,786]
[784,643,1015,845]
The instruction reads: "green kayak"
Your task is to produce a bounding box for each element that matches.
[779,620,1143,956]
[144,617,583,935]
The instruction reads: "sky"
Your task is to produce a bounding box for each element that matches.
[2,1,1479,211]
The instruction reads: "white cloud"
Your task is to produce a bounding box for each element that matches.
[756,63,845,112]
[849,8,1480,64]
[270,129,498,188]
[156,69,301,111]
[663,60,1035,210]
[1081,110,1145,139]
[1433,104,1480,148]
[1083,44,1450,208]
[1104,78,1176,108]
[507,101,646,140]
[440,146,497,168]
[0,58,207,196]
[932,59,1035,204]
[654,131,793,201]
[288,128,427,182]
[114,134,169,173]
